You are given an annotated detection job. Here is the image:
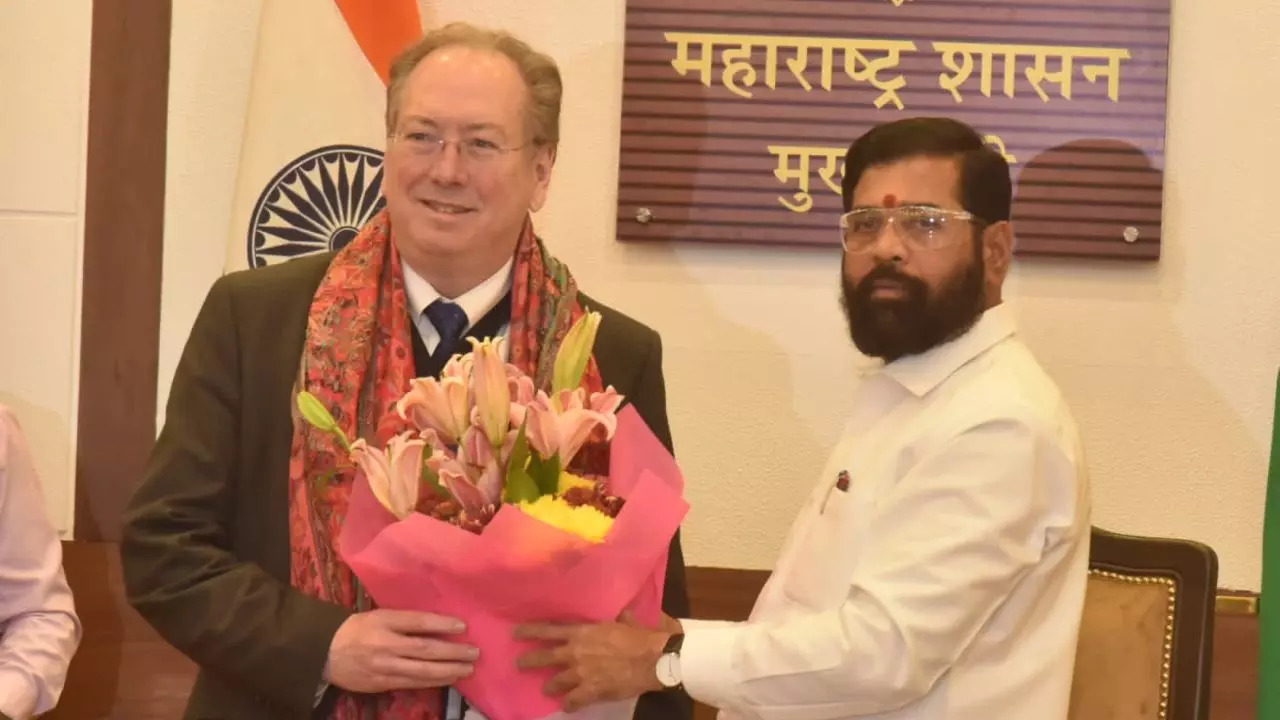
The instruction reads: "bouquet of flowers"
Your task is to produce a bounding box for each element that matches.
[297,312,689,720]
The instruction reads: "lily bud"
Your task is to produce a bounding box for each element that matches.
[296,391,351,451]
[468,336,511,447]
[553,311,602,396]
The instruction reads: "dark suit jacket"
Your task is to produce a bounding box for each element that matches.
[120,253,692,719]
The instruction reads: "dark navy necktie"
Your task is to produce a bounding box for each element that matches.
[424,299,469,364]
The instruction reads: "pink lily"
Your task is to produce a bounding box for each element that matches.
[416,427,451,458]
[524,388,619,467]
[440,353,472,381]
[588,386,624,415]
[349,431,425,520]
[396,376,470,444]
[427,426,505,514]
[467,336,512,448]
[508,371,537,428]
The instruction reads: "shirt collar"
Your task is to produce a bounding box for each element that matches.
[857,303,1018,397]
[401,256,514,330]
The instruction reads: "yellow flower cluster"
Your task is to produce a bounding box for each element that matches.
[518,494,614,544]
[557,471,596,494]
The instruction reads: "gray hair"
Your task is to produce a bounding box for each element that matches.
[385,22,563,152]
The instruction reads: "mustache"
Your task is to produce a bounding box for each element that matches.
[852,263,928,301]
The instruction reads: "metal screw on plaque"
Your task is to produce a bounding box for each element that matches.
[1122,226,1140,243]
[635,207,653,224]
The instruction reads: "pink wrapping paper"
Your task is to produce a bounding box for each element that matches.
[339,405,689,720]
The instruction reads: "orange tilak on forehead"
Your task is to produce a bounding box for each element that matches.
[882,193,899,208]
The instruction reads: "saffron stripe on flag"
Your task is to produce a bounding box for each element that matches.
[334,0,423,85]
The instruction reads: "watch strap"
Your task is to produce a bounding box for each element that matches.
[658,632,685,691]
[662,632,684,655]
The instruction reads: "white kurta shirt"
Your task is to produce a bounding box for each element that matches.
[680,303,1091,720]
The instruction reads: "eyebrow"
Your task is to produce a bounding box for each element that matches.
[400,115,506,135]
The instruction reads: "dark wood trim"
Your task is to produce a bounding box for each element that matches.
[75,0,171,541]
[48,542,195,719]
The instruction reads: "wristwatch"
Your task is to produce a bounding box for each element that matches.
[655,632,684,691]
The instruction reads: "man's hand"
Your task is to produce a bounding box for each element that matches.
[325,609,478,693]
[514,612,673,712]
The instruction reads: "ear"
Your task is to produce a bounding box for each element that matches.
[527,145,556,213]
[982,221,1014,285]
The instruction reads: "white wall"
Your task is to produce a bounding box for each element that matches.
[0,4,92,535]
[161,0,1280,589]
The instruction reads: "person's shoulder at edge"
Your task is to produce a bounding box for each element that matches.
[943,331,1074,427]
[987,338,1075,424]
[214,252,337,299]
[191,254,340,342]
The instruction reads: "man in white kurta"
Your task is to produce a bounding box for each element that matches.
[514,116,1090,720]
[675,300,1090,718]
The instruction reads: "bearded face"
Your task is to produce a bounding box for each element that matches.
[840,234,985,362]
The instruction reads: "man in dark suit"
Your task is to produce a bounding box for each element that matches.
[119,21,691,720]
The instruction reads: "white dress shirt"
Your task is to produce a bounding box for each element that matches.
[0,406,81,719]
[402,257,514,356]
[679,303,1091,720]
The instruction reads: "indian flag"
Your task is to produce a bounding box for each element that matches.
[225,0,424,272]
[1261,368,1280,717]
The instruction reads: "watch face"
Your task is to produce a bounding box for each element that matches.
[656,652,682,687]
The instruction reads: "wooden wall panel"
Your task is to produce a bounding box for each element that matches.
[75,0,170,541]
[47,543,195,720]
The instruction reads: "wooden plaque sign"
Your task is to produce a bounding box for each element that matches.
[616,0,1171,260]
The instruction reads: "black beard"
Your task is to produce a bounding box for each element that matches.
[840,244,986,363]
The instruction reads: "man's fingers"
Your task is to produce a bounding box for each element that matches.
[516,644,572,670]
[388,634,480,662]
[543,667,581,697]
[371,656,474,688]
[514,622,578,642]
[375,609,467,635]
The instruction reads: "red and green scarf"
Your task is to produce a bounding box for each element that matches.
[286,209,604,719]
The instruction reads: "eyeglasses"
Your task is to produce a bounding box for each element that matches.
[839,205,981,253]
[389,130,531,163]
